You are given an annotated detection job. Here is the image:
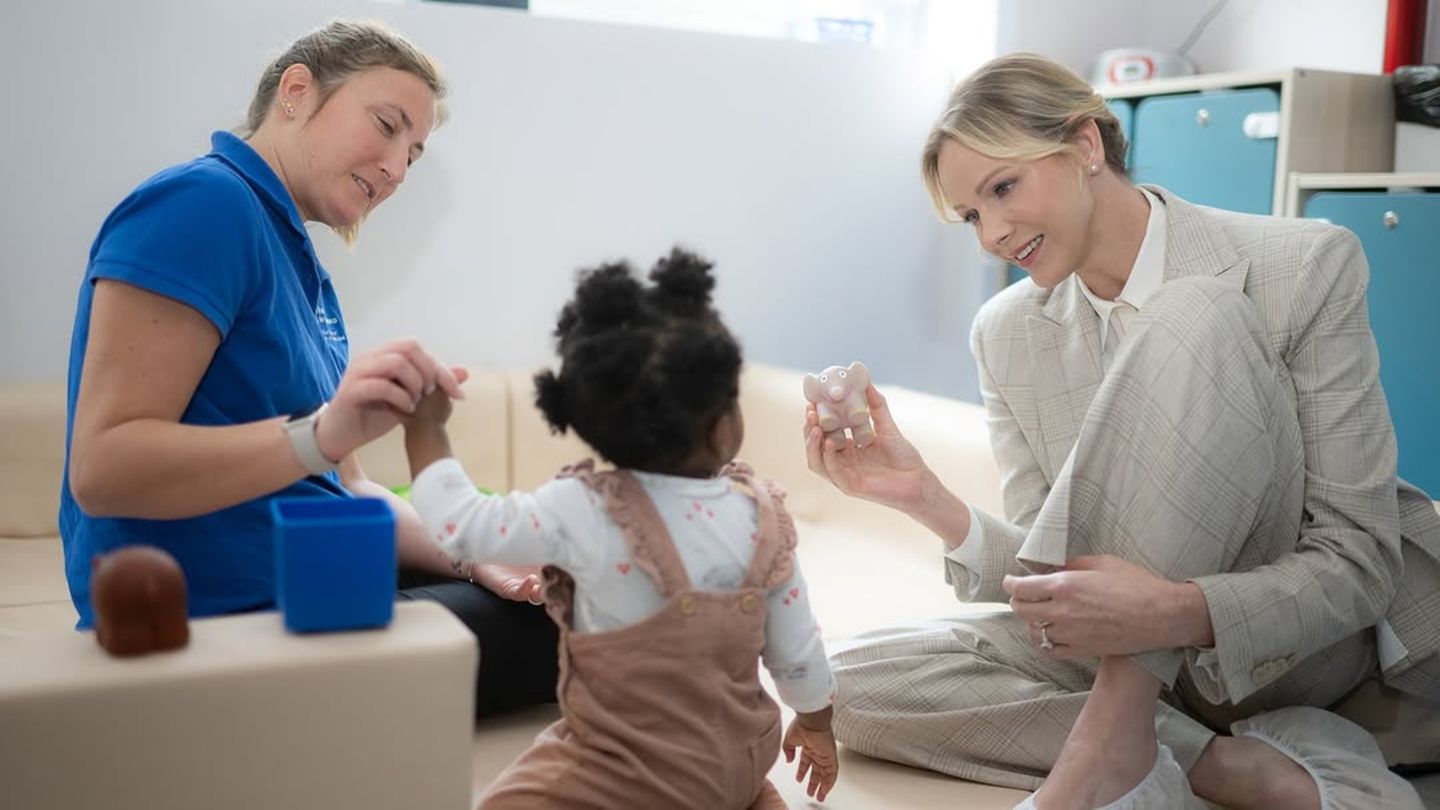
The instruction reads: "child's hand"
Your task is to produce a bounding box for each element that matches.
[398,365,467,427]
[470,563,545,604]
[406,385,456,427]
[401,384,462,479]
[783,712,839,802]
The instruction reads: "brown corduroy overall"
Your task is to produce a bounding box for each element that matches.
[480,462,794,809]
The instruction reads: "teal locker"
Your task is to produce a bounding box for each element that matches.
[1304,191,1440,495]
[1107,99,1134,169]
[1131,87,1279,214]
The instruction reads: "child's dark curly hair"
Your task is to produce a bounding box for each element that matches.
[533,248,742,472]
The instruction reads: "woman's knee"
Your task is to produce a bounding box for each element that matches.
[1138,277,1264,348]
[1114,278,1278,391]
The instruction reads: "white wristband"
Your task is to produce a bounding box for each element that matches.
[284,402,339,475]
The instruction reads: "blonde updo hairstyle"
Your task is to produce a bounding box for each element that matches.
[921,53,1128,221]
[239,20,449,244]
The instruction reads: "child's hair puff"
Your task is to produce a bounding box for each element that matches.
[533,248,741,472]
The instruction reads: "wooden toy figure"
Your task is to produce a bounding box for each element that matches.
[91,545,190,657]
[803,361,876,449]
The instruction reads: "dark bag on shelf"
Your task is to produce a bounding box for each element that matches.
[1394,64,1440,128]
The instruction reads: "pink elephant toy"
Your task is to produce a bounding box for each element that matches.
[802,361,875,449]
[91,545,190,657]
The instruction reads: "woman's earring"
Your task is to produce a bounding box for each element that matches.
[1089,163,1100,175]
[283,100,295,117]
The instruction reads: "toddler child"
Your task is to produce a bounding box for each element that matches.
[402,248,839,808]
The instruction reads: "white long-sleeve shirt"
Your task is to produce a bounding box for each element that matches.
[411,458,836,713]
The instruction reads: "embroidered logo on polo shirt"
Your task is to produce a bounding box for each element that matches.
[314,302,346,344]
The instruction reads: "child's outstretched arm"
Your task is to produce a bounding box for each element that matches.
[402,386,595,604]
[762,565,839,801]
[411,457,597,606]
[402,387,458,480]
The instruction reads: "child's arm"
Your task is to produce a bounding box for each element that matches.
[402,390,587,578]
[762,566,839,801]
[402,388,457,480]
[411,459,568,568]
[761,567,835,712]
[399,389,541,601]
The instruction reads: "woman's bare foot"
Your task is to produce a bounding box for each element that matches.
[1189,734,1320,809]
[1033,728,1158,809]
[1032,657,1164,810]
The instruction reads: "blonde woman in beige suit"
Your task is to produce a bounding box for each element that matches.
[805,53,1439,809]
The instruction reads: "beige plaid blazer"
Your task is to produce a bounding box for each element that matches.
[955,186,1440,702]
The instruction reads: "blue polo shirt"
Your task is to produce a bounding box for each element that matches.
[61,132,351,628]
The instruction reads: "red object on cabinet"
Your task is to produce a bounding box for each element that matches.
[1384,0,1428,73]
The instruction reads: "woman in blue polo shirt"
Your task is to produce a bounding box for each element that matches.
[61,20,558,716]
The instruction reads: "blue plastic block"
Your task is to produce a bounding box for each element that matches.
[272,497,396,632]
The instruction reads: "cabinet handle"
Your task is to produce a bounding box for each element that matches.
[1242,112,1280,139]
[1383,210,1399,230]
[1195,108,1210,127]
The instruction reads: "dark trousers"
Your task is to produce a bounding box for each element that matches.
[397,570,559,720]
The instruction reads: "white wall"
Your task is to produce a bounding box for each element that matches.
[994,0,1147,76]
[0,0,989,401]
[530,0,930,48]
[1141,0,1388,75]
[997,0,1391,77]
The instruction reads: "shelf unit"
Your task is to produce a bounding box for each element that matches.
[1001,67,1397,289]
[1284,171,1440,216]
[1098,67,1395,216]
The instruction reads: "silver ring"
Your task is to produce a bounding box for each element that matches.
[1039,625,1056,651]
